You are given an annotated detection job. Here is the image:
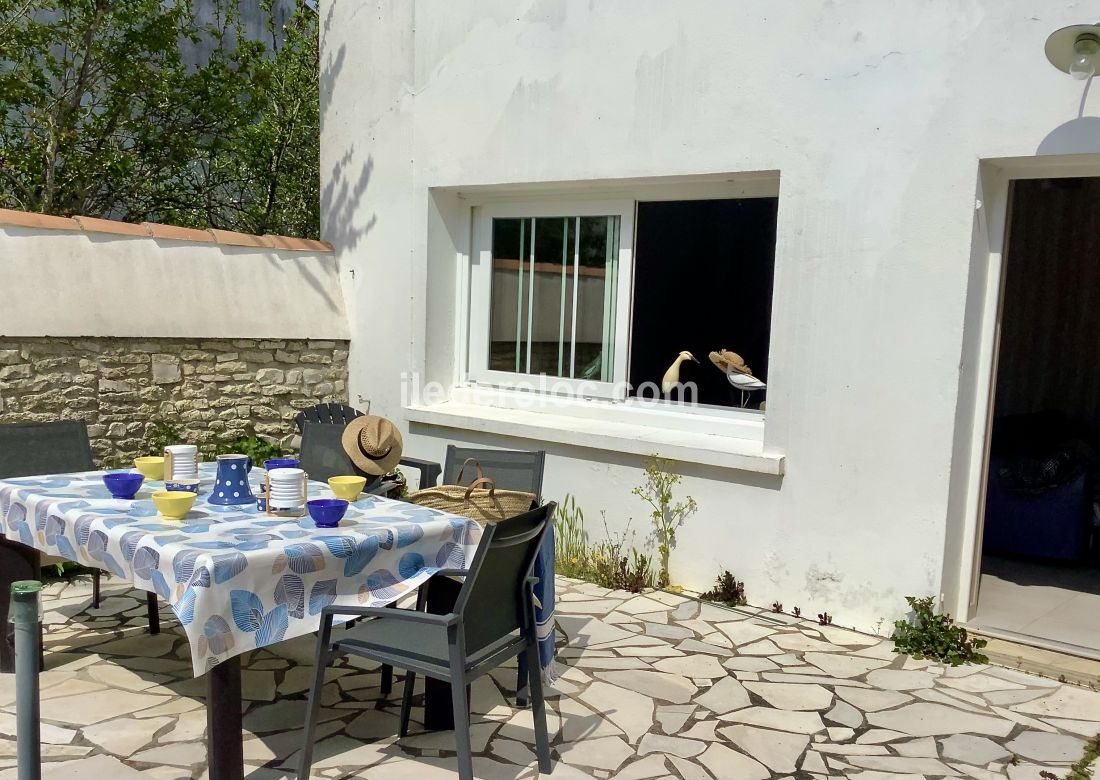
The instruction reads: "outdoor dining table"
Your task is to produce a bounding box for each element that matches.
[0,462,484,780]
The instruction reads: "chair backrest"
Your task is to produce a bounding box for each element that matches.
[443,447,546,501]
[293,403,364,434]
[0,421,95,479]
[455,501,555,654]
[298,421,377,486]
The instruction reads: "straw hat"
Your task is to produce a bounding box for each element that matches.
[340,415,404,476]
[708,349,755,377]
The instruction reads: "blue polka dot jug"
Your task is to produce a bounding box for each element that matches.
[209,454,256,506]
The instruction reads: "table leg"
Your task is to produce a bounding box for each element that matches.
[146,591,160,635]
[206,655,243,780]
[0,538,39,674]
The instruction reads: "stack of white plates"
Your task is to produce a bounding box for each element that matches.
[268,467,305,510]
[165,444,199,480]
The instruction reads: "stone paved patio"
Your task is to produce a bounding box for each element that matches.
[0,576,1098,779]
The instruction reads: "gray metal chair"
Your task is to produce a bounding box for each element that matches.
[293,402,363,431]
[298,502,556,780]
[0,421,161,670]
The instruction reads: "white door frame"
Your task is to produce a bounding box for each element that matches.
[949,153,1100,622]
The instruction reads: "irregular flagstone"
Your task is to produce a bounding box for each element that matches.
[679,719,718,740]
[610,645,685,657]
[893,735,938,757]
[1004,730,1086,762]
[718,707,825,734]
[652,654,726,679]
[636,610,669,624]
[867,702,1014,738]
[694,677,750,714]
[1013,685,1100,721]
[721,725,808,773]
[825,699,863,728]
[671,600,700,621]
[638,732,705,758]
[81,716,173,757]
[557,696,626,741]
[697,741,769,780]
[743,681,833,711]
[835,686,912,712]
[615,754,669,780]
[156,710,206,744]
[864,668,936,691]
[36,754,148,780]
[555,599,629,615]
[129,742,204,768]
[722,656,776,672]
[1041,716,1100,736]
[575,657,652,670]
[761,672,870,688]
[675,638,733,657]
[556,615,637,646]
[84,664,172,691]
[855,728,907,744]
[826,726,854,741]
[618,596,673,614]
[594,670,696,704]
[39,689,169,726]
[556,735,634,771]
[801,749,829,773]
[713,621,774,645]
[983,688,1050,706]
[814,624,879,646]
[489,737,535,766]
[803,651,891,679]
[847,754,962,774]
[737,639,782,656]
[940,734,1010,763]
[668,754,713,780]
[654,704,695,735]
[938,672,1024,693]
[914,687,992,714]
[991,704,1060,734]
[812,743,888,755]
[576,681,654,743]
[0,712,75,745]
[770,633,845,653]
[644,622,694,640]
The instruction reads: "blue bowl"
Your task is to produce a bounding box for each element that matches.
[307,498,349,528]
[265,458,300,471]
[103,472,144,500]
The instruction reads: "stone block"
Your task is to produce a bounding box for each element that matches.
[99,379,135,393]
[232,340,258,348]
[309,340,337,349]
[258,341,286,350]
[274,350,297,363]
[215,353,240,363]
[0,349,21,365]
[240,351,273,363]
[216,361,249,374]
[298,353,331,364]
[285,369,303,385]
[302,369,324,384]
[312,382,335,397]
[107,423,127,438]
[0,364,31,380]
[255,369,285,386]
[152,360,182,384]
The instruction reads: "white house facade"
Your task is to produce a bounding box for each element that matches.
[320,0,1100,642]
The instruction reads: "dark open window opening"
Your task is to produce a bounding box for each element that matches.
[628,198,778,409]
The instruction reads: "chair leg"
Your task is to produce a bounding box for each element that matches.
[525,638,552,773]
[449,669,473,780]
[298,617,334,780]
[91,570,101,609]
[381,664,393,696]
[146,591,160,635]
[399,670,416,737]
[515,650,529,708]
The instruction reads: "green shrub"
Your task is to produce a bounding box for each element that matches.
[553,495,653,593]
[892,595,988,666]
[701,570,747,607]
[632,454,696,588]
[204,432,283,464]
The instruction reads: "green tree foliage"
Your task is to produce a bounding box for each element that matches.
[0,0,319,238]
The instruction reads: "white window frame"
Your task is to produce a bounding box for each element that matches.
[468,199,636,400]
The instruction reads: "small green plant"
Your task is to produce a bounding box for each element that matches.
[818,612,832,626]
[632,454,697,588]
[145,421,185,453]
[771,601,783,613]
[892,595,988,666]
[792,606,801,618]
[1062,731,1100,780]
[553,496,653,592]
[701,570,746,607]
[204,432,283,463]
[41,561,95,582]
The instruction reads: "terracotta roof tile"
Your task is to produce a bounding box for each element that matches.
[73,216,152,236]
[0,209,81,231]
[143,222,216,242]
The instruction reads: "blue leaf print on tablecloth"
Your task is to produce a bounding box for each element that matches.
[120,530,145,562]
[173,551,201,583]
[315,536,355,557]
[190,566,211,589]
[188,541,234,550]
[435,541,465,569]
[200,615,234,657]
[377,529,396,550]
[5,477,71,488]
[256,603,288,646]
[365,569,405,600]
[308,579,337,615]
[281,529,309,539]
[55,536,77,561]
[395,525,424,549]
[230,590,265,632]
[99,552,125,577]
[398,552,425,580]
[212,552,247,584]
[150,570,171,599]
[133,547,160,580]
[88,530,109,560]
[153,533,187,546]
[285,543,325,574]
[44,515,65,545]
[275,574,304,619]
[235,541,270,551]
[176,588,197,625]
[344,537,380,577]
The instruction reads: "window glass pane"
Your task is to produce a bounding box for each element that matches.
[488,214,619,381]
[574,216,619,381]
[489,218,530,372]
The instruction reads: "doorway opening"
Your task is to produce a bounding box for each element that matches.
[972,176,1100,655]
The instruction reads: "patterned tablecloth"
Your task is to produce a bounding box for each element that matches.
[0,464,482,675]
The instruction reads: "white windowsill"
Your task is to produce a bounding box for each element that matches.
[404,400,785,475]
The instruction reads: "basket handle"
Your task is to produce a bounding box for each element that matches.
[463,477,496,502]
[454,458,484,486]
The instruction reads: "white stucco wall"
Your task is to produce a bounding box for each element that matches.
[321,0,1100,633]
[0,227,348,339]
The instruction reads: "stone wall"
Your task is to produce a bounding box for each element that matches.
[0,337,349,465]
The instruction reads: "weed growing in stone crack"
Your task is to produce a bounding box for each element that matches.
[891,595,988,666]
[792,606,801,617]
[817,612,832,626]
[701,570,746,607]
[771,601,783,613]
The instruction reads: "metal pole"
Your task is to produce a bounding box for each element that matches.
[11,580,41,780]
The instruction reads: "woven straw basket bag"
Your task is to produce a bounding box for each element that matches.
[408,459,535,525]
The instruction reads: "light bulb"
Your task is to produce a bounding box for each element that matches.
[1070,36,1099,80]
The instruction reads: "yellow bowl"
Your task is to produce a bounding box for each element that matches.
[134,456,165,481]
[152,490,196,520]
[328,475,367,501]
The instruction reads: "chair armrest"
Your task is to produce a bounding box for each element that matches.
[322,604,458,626]
[399,457,442,490]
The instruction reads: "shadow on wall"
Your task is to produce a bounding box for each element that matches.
[1037,117,1100,155]
[319,3,377,255]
